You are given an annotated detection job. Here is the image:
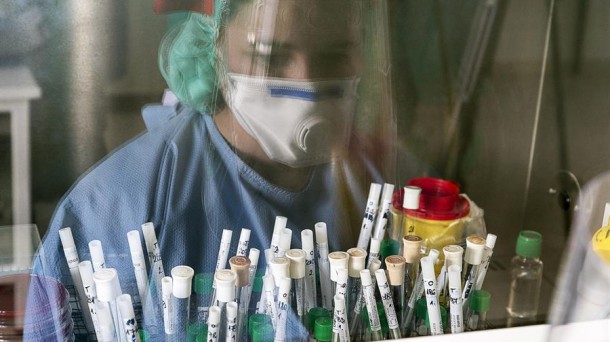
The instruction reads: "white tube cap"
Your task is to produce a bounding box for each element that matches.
[465,235,486,265]
[429,249,440,263]
[279,228,292,253]
[285,249,306,279]
[385,255,406,286]
[347,248,367,278]
[117,294,135,320]
[369,238,381,256]
[328,252,350,282]
[368,183,383,201]
[162,276,172,298]
[273,216,288,237]
[214,270,237,302]
[208,306,221,325]
[58,227,76,249]
[141,222,157,245]
[403,186,422,210]
[127,230,145,265]
[485,233,497,249]
[93,268,120,302]
[368,259,382,273]
[314,223,328,244]
[89,240,105,270]
[301,230,314,252]
[443,245,464,268]
[269,257,290,284]
[226,301,238,320]
[360,269,373,287]
[171,265,195,299]
[334,294,346,310]
[420,256,435,280]
[78,261,95,288]
[248,248,260,267]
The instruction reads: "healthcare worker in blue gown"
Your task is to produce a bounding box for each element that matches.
[29,0,430,340]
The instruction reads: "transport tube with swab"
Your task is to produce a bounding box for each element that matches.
[361,270,383,341]
[256,248,275,314]
[347,248,367,340]
[262,274,278,329]
[332,294,349,342]
[141,222,165,304]
[95,300,116,342]
[286,249,306,325]
[89,240,106,272]
[59,227,94,332]
[475,234,497,290]
[367,238,382,268]
[210,229,233,307]
[79,260,102,340]
[441,245,464,306]
[117,294,140,342]
[270,216,288,256]
[94,268,124,342]
[171,266,194,341]
[278,228,292,257]
[161,277,174,337]
[127,230,149,308]
[225,301,238,342]
[236,228,251,257]
[421,256,443,335]
[335,268,348,302]
[461,236,486,307]
[402,249,439,336]
[385,255,406,323]
[328,251,350,296]
[375,268,401,339]
[207,306,221,342]
[301,229,317,313]
[274,277,292,342]
[315,222,333,309]
[356,183,382,250]
[215,269,237,341]
[237,248,259,337]
[401,186,422,255]
[447,265,464,333]
[372,183,395,241]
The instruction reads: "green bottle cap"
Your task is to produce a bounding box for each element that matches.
[188,323,207,342]
[469,290,491,313]
[308,307,331,332]
[516,230,543,258]
[249,313,272,337]
[194,273,214,295]
[314,317,333,342]
[424,305,448,328]
[252,323,275,342]
[196,331,208,342]
[253,273,264,293]
[138,329,150,342]
[381,239,400,258]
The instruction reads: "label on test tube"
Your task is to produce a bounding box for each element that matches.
[141,222,165,281]
[216,229,233,273]
[89,240,106,272]
[421,256,443,335]
[335,268,348,298]
[328,252,350,282]
[275,278,292,342]
[263,275,278,328]
[315,222,333,309]
[127,230,149,305]
[356,183,382,250]
[333,295,349,342]
[162,277,174,335]
[375,269,399,330]
[79,261,102,339]
[368,238,382,267]
[301,229,317,312]
[207,306,221,342]
[448,265,463,333]
[271,216,288,255]
[360,270,382,334]
[226,302,238,342]
[236,228,251,257]
[117,294,140,342]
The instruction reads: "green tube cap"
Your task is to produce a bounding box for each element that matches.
[308,307,331,332]
[516,230,542,258]
[315,317,333,342]
[416,297,427,319]
[188,323,207,342]
[138,329,150,342]
[381,239,400,258]
[194,273,214,295]
[252,323,275,342]
[469,290,491,313]
[249,313,272,337]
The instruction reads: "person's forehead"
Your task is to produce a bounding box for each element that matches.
[230,0,362,37]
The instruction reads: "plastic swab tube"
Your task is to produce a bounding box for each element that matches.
[274,277,292,342]
[117,294,140,342]
[332,294,349,342]
[448,265,464,333]
[403,249,439,335]
[207,306,221,342]
[367,238,382,268]
[58,227,94,332]
[461,236,486,306]
[225,302,238,342]
[328,251,350,296]
[375,269,401,339]
[357,183,382,250]
[171,266,194,341]
[95,301,116,342]
[79,260,102,340]
[127,230,149,307]
[94,268,124,342]
[141,222,165,303]
[262,274,278,329]
[278,228,292,257]
[236,228,251,257]
[315,222,333,309]
[286,249,307,324]
[475,234,497,290]
[89,240,106,272]
[270,216,288,256]
[360,270,383,341]
[237,248,259,337]
[386,255,406,320]
[161,277,174,337]
[210,229,233,307]
[301,229,317,312]
[373,183,395,240]
[421,256,443,335]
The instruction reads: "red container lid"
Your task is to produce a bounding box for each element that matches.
[400,177,470,221]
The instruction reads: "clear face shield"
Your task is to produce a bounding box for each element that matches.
[213,0,394,171]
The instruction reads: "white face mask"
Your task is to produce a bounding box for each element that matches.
[225,73,359,168]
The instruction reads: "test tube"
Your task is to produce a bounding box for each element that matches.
[356,183,382,250]
[229,256,251,307]
[402,235,423,294]
[172,265,195,341]
[315,222,333,309]
[274,277,292,342]
[262,274,278,329]
[117,294,140,342]
[447,265,464,333]
[95,300,116,342]
[385,255,406,317]
[207,306,221,342]
[328,251,350,296]
[360,270,383,341]
[332,295,349,342]
[334,268,348,309]
[162,277,174,338]
[421,256,443,335]
[375,269,401,340]
[237,248,260,337]
[278,228,292,257]
[141,222,165,303]
[127,230,150,308]
[79,260,102,340]
[367,238,382,268]
[210,230,234,307]
[401,187,422,253]
[402,249,439,336]
[346,248,367,340]
[89,240,106,272]
[225,302,238,341]
[270,216,288,256]
[441,245,464,307]
[301,229,317,313]
[236,228,251,257]
[58,227,95,332]
[373,183,396,241]
[256,249,275,314]
[94,268,124,342]
[475,234,497,290]
[467,290,491,331]
[461,236,486,308]
[215,270,237,342]
[286,249,307,324]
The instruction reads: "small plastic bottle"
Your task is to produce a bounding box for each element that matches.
[314,317,333,342]
[506,230,543,325]
[467,290,491,331]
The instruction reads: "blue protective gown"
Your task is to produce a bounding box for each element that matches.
[31,103,383,340]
